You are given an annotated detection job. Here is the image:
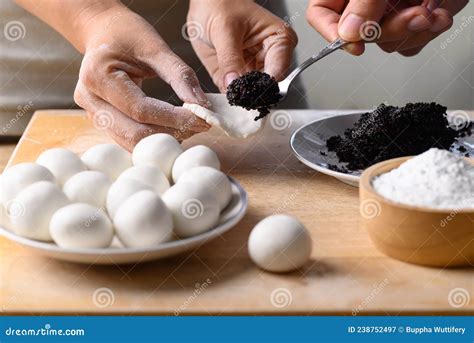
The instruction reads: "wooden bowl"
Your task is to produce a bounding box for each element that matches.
[359,156,474,267]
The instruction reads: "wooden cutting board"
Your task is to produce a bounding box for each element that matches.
[1,110,472,315]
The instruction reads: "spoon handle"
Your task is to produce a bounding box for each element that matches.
[284,38,348,86]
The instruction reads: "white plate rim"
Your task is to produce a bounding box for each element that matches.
[0,176,248,256]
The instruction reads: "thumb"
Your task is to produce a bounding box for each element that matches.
[212,22,246,91]
[338,0,387,42]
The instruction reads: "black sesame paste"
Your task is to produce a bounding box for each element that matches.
[226,71,282,121]
[325,102,472,171]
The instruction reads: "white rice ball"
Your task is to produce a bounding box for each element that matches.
[117,165,170,195]
[10,181,69,241]
[162,182,220,238]
[50,203,113,249]
[63,171,112,209]
[0,162,55,204]
[106,178,153,218]
[177,166,231,209]
[248,215,312,273]
[132,133,183,180]
[114,190,173,248]
[171,145,220,182]
[81,143,132,180]
[36,148,87,185]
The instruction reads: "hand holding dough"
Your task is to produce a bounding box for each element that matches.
[183,93,265,139]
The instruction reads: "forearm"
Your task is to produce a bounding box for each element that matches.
[14,0,125,53]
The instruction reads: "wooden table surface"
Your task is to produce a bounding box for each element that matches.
[1,110,472,315]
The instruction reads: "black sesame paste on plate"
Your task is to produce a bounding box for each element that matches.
[226,71,282,121]
[324,102,473,172]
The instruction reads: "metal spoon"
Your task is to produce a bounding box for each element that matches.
[278,38,348,101]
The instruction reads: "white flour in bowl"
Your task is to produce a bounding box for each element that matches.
[372,148,474,210]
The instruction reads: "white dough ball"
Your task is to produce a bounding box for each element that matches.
[162,182,220,238]
[0,163,56,204]
[0,200,11,232]
[178,166,232,210]
[36,148,87,185]
[81,143,132,180]
[50,203,113,249]
[132,133,183,180]
[106,178,153,218]
[114,190,173,248]
[172,145,220,182]
[248,215,312,273]
[10,181,69,241]
[117,165,170,195]
[63,171,112,209]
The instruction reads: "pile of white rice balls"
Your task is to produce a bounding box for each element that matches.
[0,134,232,249]
[0,133,312,272]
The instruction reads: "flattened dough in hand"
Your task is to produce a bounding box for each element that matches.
[183,93,265,139]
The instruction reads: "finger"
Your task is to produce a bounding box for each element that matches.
[306,0,364,55]
[74,82,198,151]
[81,57,209,132]
[190,40,221,88]
[377,9,453,53]
[262,27,298,80]
[378,6,432,42]
[141,50,209,107]
[211,20,246,91]
[338,0,387,42]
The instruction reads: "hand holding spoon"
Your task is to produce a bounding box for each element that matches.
[226,38,349,120]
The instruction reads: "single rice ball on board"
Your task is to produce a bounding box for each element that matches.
[162,182,220,238]
[248,214,312,273]
[81,143,132,180]
[0,162,55,204]
[171,145,220,182]
[50,203,113,249]
[132,133,183,180]
[10,181,69,241]
[63,170,112,209]
[36,148,87,185]
[114,190,173,248]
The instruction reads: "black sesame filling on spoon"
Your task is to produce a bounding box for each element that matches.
[226,71,282,121]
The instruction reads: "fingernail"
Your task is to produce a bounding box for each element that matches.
[430,16,451,32]
[224,72,239,88]
[408,15,431,32]
[339,13,365,41]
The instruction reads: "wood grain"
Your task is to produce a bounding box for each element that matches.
[1,110,472,315]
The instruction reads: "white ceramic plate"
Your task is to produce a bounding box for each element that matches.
[290,112,473,187]
[0,177,248,264]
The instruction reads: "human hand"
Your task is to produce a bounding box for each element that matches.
[306,0,468,56]
[187,0,298,92]
[73,4,210,151]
